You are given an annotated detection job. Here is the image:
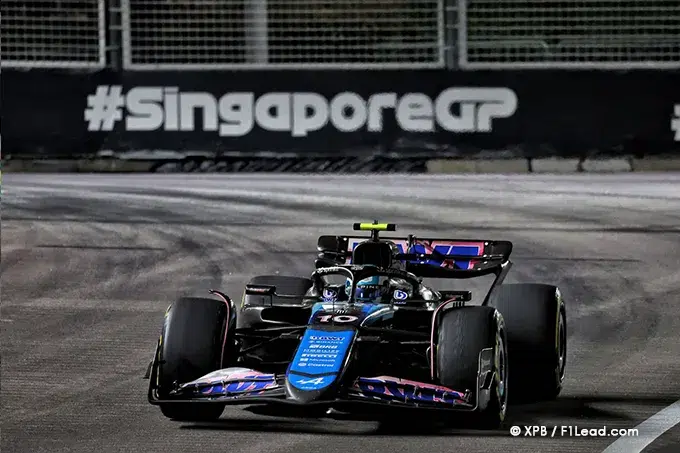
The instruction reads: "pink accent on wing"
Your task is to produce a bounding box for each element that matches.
[205,371,272,383]
[360,376,465,396]
[415,240,484,269]
[415,240,452,269]
[198,378,278,395]
[182,368,276,387]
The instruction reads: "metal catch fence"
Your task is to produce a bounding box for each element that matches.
[120,0,445,69]
[1,0,107,68]
[2,0,678,70]
[458,0,680,69]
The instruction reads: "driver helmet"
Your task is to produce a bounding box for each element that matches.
[344,267,415,303]
[354,275,388,303]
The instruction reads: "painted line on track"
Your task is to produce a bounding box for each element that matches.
[601,399,680,453]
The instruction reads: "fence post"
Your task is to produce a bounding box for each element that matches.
[119,0,132,69]
[106,0,124,70]
[443,0,461,69]
[456,0,468,69]
[245,0,269,64]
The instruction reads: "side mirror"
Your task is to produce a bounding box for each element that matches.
[317,235,346,253]
[439,290,472,302]
[244,284,276,296]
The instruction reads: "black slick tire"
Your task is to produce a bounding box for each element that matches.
[157,297,230,421]
[489,283,567,403]
[437,306,508,429]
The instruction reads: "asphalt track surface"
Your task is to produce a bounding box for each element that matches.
[2,173,680,453]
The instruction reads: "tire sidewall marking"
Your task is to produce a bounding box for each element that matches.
[494,311,508,420]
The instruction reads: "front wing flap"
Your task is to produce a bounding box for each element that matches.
[346,376,474,409]
[149,367,475,411]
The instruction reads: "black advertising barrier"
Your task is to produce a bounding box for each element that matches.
[2,69,121,157]
[2,69,679,158]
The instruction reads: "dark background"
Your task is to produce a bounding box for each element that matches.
[2,68,679,158]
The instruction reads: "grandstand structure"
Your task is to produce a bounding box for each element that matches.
[2,0,679,69]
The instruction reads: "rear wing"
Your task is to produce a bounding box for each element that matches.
[317,234,513,279]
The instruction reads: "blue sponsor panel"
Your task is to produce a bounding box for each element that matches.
[286,373,337,391]
[287,329,355,391]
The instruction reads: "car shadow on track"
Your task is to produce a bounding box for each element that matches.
[178,417,510,437]
[177,394,674,435]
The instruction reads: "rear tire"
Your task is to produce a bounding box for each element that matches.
[437,306,508,429]
[489,284,566,403]
[157,297,231,421]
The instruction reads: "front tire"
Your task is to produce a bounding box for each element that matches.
[437,306,508,429]
[156,296,232,421]
[489,284,567,403]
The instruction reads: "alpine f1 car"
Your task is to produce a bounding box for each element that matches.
[145,222,567,428]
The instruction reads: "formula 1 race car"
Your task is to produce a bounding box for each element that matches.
[145,222,567,428]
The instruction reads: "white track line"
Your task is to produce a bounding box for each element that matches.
[601,399,680,453]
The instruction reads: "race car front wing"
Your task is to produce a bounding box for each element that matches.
[147,367,477,412]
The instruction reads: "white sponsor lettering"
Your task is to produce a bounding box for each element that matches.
[309,336,344,341]
[318,314,359,323]
[296,377,326,385]
[85,86,518,135]
[302,353,337,358]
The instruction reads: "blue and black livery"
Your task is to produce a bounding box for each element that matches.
[146,222,568,427]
